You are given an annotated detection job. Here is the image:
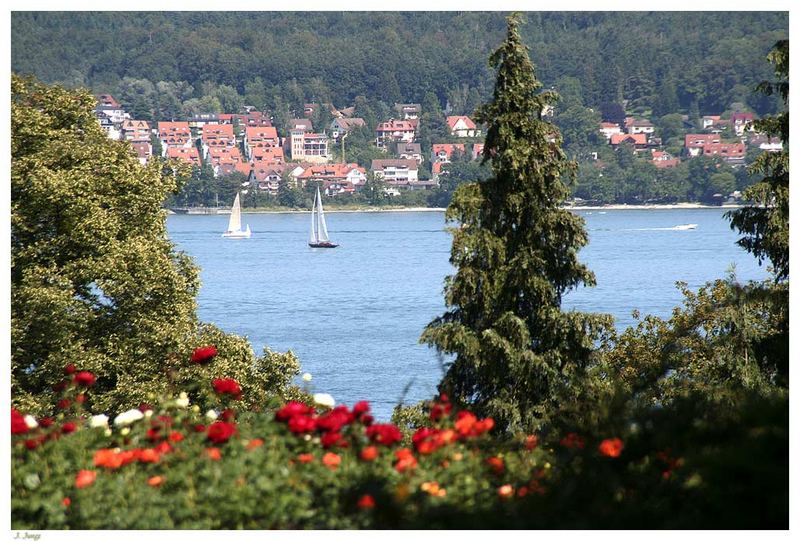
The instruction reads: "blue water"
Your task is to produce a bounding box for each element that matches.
[167,209,768,418]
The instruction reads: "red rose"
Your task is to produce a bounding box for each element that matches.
[11,409,28,435]
[316,407,353,433]
[190,345,217,364]
[598,437,624,458]
[61,422,77,434]
[39,417,54,428]
[366,423,402,446]
[64,364,76,375]
[212,378,242,400]
[357,494,376,509]
[486,456,505,474]
[206,421,237,444]
[75,394,86,404]
[220,409,236,422]
[154,441,173,455]
[168,432,184,443]
[193,424,206,433]
[353,401,370,417]
[73,371,96,387]
[287,415,316,434]
[321,431,343,448]
[57,399,71,410]
[360,414,374,426]
[525,434,539,450]
[24,439,39,450]
[275,401,313,421]
[53,381,68,393]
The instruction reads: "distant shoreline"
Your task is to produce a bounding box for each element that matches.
[168,203,744,215]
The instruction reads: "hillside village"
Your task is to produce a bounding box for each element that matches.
[94,92,782,205]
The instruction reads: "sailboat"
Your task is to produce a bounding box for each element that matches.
[221,192,251,238]
[308,187,338,248]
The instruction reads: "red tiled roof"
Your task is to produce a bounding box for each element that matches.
[432,143,466,159]
[684,133,721,148]
[610,133,647,146]
[446,116,477,130]
[246,126,278,141]
[298,163,365,179]
[376,120,416,132]
[701,143,745,156]
[202,123,235,141]
[166,146,200,163]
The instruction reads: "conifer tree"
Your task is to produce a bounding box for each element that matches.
[421,14,610,430]
[727,40,789,283]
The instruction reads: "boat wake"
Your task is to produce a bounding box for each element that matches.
[627,224,698,231]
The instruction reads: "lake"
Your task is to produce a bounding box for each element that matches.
[167,208,768,419]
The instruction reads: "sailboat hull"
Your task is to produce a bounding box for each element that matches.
[222,230,252,238]
[308,241,338,248]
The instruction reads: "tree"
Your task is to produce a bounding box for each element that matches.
[727,40,789,282]
[421,14,611,431]
[11,76,300,415]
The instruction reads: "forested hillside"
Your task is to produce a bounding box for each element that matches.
[11,12,787,117]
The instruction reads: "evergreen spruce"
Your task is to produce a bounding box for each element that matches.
[421,14,610,430]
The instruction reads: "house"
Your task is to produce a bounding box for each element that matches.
[289,118,313,132]
[166,146,201,166]
[395,142,423,163]
[730,112,756,136]
[371,159,419,183]
[290,130,329,163]
[748,133,783,153]
[471,143,485,161]
[97,94,120,108]
[329,117,366,140]
[609,133,648,151]
[249,164,288,193]
[701,142,746,163]
[702,115,721,130]
[599,122,622,140]
[251,146,285,165]
[244,126,280,159]
[375,119,416,149]
[201,124,236,158]
[130,141,152,165]
[96,115,121,140]
[215,161,252,178]
[188,113,219,129]
[431,143,466,164]
[394,103,421,119]
[158,122,193,154]
[684,133,721,157]
[446,116,479,137]
[94,104,129,126]
[651,150,680,169]
[297,163,367,195]
[207,146,243,169]
[626,119,655,136]
[121,120,151,142]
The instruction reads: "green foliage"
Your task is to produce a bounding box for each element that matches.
[727,40,789,282]
[11,76,299,415]
[422,14,612,431]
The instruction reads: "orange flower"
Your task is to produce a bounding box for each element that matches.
[394,447,418,473]
[598,437,624,458]
[454,412,477,436]
[298,453,315,464]
[525,434,539,450]
[497,484,514,499]
[168,432,184,443]
[421,481,445,497]
[75,469,97,489]
[147,475,164,487]
[322,452,341,470]
[138,448,161,464]
[321,451,340,466]
[359,446,379,461]
[94,448,124,469]
[206,447,222,461]
[357,494,376,509]
[246,438,264,450]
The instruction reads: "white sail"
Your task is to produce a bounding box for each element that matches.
[309,190,318,243]
[316,187,330,242]
[228,192,242,233]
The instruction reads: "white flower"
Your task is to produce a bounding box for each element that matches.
[313,393,335,408]
[191,405,200,413]
[24,415,38,429]
[175,392,190,408]
[114,408,144,427]
[302,372,313,382]
[90,414,109,428]
[205,409,218,421]
[104,428,112,437]
[120,427,130,436]
[144,409,154,419]
[304,434,312,442]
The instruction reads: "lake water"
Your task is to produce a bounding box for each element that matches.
[167,209,768,418]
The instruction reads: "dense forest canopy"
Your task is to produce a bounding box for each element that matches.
[11,12,788,117]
